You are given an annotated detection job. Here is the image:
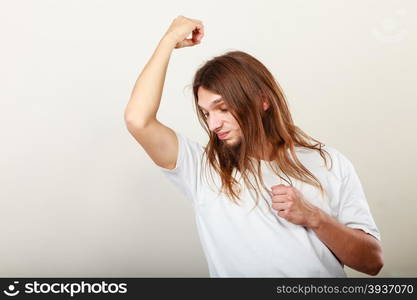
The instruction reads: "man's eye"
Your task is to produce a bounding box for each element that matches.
[220,108,228,112]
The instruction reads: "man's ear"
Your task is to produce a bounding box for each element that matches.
[262,101,270,111]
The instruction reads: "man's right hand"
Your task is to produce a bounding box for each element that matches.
[162,16,205,49]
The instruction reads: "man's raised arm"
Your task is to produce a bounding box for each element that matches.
[124,16,204,170]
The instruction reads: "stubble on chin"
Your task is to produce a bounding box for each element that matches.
[223,136,241,151]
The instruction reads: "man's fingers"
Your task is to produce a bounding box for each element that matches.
[271,184,288,195]
[271,195,288,203]
[272,202,288,212]
[192,25,204,43]
[176,38,195,48]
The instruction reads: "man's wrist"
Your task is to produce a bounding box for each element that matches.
[160,34,177,49]
[308,207,325,230]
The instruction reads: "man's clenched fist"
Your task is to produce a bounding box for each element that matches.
[271,184,322,229]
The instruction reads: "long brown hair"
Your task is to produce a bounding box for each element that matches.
[192,50,332,209]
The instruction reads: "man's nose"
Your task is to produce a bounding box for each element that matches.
[208,116,222,132]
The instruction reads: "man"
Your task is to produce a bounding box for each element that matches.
[124,16,383,277]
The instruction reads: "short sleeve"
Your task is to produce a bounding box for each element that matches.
[157,130,204,205]
[336,153,381,241]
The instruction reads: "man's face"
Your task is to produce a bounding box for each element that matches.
[197,86,242,147]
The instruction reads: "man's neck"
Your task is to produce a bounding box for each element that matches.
[248,142,276,161]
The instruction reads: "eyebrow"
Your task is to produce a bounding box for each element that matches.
[197,98,224,111]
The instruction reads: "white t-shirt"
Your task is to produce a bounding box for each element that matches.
[158,131,381,277]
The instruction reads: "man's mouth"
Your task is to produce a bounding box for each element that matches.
[217,131,230,139]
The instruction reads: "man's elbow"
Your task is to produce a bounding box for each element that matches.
[367,251,384,276]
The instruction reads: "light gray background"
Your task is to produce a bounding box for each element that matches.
[1,0,416,277]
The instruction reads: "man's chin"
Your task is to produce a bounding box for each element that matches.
[223,136,241,148]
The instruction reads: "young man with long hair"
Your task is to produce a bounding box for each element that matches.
[124,16,383,277]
